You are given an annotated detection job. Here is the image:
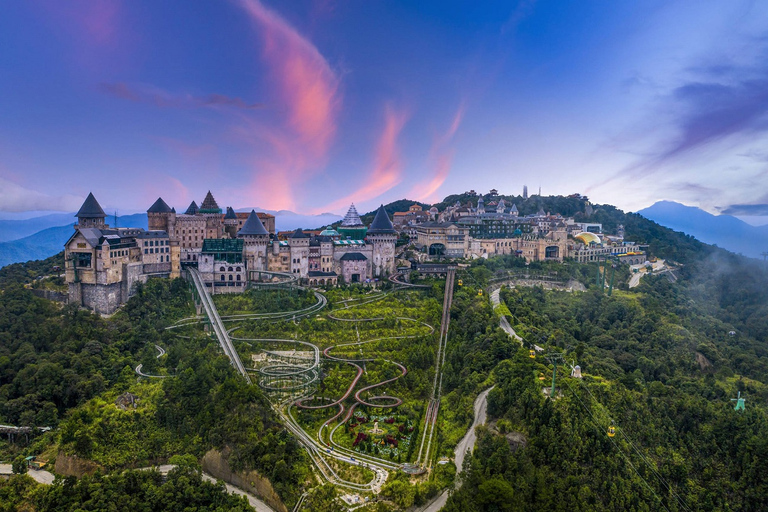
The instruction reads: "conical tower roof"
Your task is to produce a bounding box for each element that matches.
[147,197,172,213]
[76,192,106,218]
[199,191,221,213]
[224,206,237,220]
[341,203,364,227]
[290,227,310,239]
[185,201,199,215]
[509,203,518,213]
[237,210,268,236]
[367,204,395,235]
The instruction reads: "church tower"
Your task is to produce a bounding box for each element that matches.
[237,210,269,272]
[366,204,397,277]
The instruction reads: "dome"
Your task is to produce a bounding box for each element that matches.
[574,232,601,245]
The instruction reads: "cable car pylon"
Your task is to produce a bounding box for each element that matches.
[731,391,746,411]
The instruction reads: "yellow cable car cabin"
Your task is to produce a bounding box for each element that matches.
[608,425,616,437]
[458,279,463,286]
[538,372,545,381]
[529,349,536,359]
[478,289,483,296]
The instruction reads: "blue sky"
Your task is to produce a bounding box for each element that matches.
[1,0,768,218]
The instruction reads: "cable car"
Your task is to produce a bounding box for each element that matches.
[608,424,616,437]
[478,289,483,296]
[458,279,463,286]
[538,372,545,381]
[529,349,536,359]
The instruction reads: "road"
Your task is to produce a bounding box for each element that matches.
[0,464,57,485]
[628,259,666,288]
[417,386,493,512]
[490,287,522,343]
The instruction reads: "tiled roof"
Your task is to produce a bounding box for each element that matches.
[367,204,396,235]
[185,201,199,215]
[237,210,269,236]
[340,252,367,261]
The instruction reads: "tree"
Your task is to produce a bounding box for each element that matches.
[11,456,27,475]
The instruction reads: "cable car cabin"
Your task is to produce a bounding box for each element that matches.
[458,279,463,286]
[529,349,536,359]
[478,289,483,296]
[607,426,616,437]
[538,372,545,380]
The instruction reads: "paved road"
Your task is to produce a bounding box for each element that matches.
[491,287,522,343]
[418,386,493,512]
[0,464,55,484]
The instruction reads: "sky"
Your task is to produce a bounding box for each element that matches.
[2,0,768,219]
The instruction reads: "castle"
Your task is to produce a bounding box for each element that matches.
[65,192,397,314]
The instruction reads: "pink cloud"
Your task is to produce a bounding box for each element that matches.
[408,102,465,202]
[238,0,341,158]
[312,106,408,213]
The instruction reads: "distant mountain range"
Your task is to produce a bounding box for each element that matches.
[637,201,768,259]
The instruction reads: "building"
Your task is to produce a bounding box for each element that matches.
[65,192,398,313]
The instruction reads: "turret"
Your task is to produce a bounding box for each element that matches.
[366,204,397,277]
[147,197,174,231]
[224,207,238,238]
[75,192,107,229]
[237,210,269,272]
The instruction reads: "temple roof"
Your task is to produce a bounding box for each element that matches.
[185,201,199,215]
[237,210,269,236]
[147,197,172,213]
[76,192,106,218]
[367,204,396,235]
[341,203,364,227]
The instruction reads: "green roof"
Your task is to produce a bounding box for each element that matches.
[201,238,244,253]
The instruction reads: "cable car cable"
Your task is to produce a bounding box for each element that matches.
[560,377,672,512]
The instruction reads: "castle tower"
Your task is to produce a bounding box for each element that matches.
[289,228,310,277]
[75,192,107,229]
[497,198,506,214]
[237,210,269,273]
[366,204,397,277]
[147,197,174,231]
[523,185,528,199]
[199,191,223,239]
[477,196,485,215]
[224,207,238,238]
[184,201,199,215]
[509,203,519,217]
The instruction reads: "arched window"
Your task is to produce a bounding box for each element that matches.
[229,275,233,281]
[236,267,241,272]
[236,275,241,281]
[220,266,225,272]
[228,267,233,272]
[220,275,225,281]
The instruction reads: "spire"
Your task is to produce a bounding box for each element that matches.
[185,201,199,215]
[367,204,395,235]
[237,210,268,236]
[199,191,221,213]
[147,197,172,213]
[224,206,237,220]
[75,192,106,219]
[341,203,364,227]
[290,227,309,238]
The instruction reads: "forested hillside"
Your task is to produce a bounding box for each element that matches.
[440,206,768,511]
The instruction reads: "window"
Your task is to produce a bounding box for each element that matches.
[236,275,241,281]
[236,267,241,271]
[228,266,233,272]
[221,275,225,281]
[166,255,169,262]
[229,275,233,281]
[220,266,225,272]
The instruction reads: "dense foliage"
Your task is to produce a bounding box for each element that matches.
[0,457,252,512]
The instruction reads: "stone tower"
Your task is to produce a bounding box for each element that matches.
[75,192,107,229]
[477,196,485,215]
[147,197,174,231]
[238,210,269,273]
[289,228,310,276]
[366,204,397,277]
[224,207,238,238]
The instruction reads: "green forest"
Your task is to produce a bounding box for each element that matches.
[2,197,768,511]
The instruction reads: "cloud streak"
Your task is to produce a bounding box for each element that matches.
[408,102,465,202]
[0,177,83,213]
[100,82,264,110]
[238,0,341,157]
[313,106,408,213]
